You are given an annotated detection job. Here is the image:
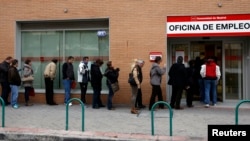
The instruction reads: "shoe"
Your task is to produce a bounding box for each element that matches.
[138,105,146,109]
[93,106,99,109]
[64,102,72,106]
[204,104,210,108]
[213,104,217,106]
[131,109,138,114]
[25,103,33,106]
[187,105,194,108]
[6,102,10,106]
[175,107,184,110]
[12,104,19,109]
[108,108,115,110]
[99,105,105,107]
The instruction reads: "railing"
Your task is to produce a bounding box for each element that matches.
[0,97,5,127]
[151,101,173,136]
[235,100,250,125]
[65,98,85,131]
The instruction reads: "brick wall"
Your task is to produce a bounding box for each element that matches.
[0,0,249,105]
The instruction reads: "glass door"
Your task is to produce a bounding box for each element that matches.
[223,42,243,100]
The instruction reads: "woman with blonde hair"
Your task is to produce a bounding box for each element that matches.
[129,59,144,114]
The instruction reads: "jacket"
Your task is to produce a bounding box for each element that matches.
[8,66,21,86]
[0,61,10,83]
[44,61,57,80]
[90,63,103,90]
[168,62,187,87]
[77,61,90,83]
[62,62,75,80]
[150,63,166,85]
[200,60,221,81]
[22,64,34,87]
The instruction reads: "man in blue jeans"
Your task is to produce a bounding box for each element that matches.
[62,56,75,106]
[200,57,221,108]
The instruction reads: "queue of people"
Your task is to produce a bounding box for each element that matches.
[0,54,220,112]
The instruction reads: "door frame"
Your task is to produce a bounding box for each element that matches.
[167,37,249,103]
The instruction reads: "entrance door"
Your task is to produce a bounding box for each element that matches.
[168,41,223,101]
[223,42,243,100]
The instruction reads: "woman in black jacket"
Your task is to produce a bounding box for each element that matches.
[104,61,119,110]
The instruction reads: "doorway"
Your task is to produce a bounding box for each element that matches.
[168,41,223,101]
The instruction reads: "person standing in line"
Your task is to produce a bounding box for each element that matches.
[22,59,34,106]
[200,57,221,108]
[77,56,90,106]
[130,59,144,114]
[62,56,75,106]
[8,59,21,109]
[90,58,104,109]
[135,60,146,109]
[0,56,13,105]
[194,55,206,103]
[185,59,196,107]
[149,56,166,110]
[104,61,120,110]
[44,58,58,105]
[168,56,187,110]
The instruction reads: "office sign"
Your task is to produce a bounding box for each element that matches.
[166,14,250,37]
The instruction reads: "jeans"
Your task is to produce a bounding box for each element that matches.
[107,83,114,109]
[203,79,217,105]
[63,79,71,103]
[10,85,19,106]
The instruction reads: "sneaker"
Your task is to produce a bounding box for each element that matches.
[65,102,72,106]
[213,104,217,106]
[204,104,210,108]
[13,104,19,109]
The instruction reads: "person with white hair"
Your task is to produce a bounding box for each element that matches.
[129,59,144,114]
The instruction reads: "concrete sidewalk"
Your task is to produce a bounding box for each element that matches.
[0,101,249,140]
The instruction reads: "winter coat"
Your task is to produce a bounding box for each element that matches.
[90,63,103,90]
[77,61,90,83]
[22,64,34,87]
[44,61,57,80]
[8,66,21,86]
[150,63,166,85]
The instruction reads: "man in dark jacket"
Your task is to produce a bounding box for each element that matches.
[0,56,12,105]
[62,56,75,106]
[168,56,187,110]
[90,58,104,109]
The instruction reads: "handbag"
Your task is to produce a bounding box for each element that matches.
[128,67,137,86]
[22,75,34,82]
[71,81,77,89]
[111,82,119,93]
[29,87,35,96]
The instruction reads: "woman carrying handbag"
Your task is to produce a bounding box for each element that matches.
[22,59,34,106]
